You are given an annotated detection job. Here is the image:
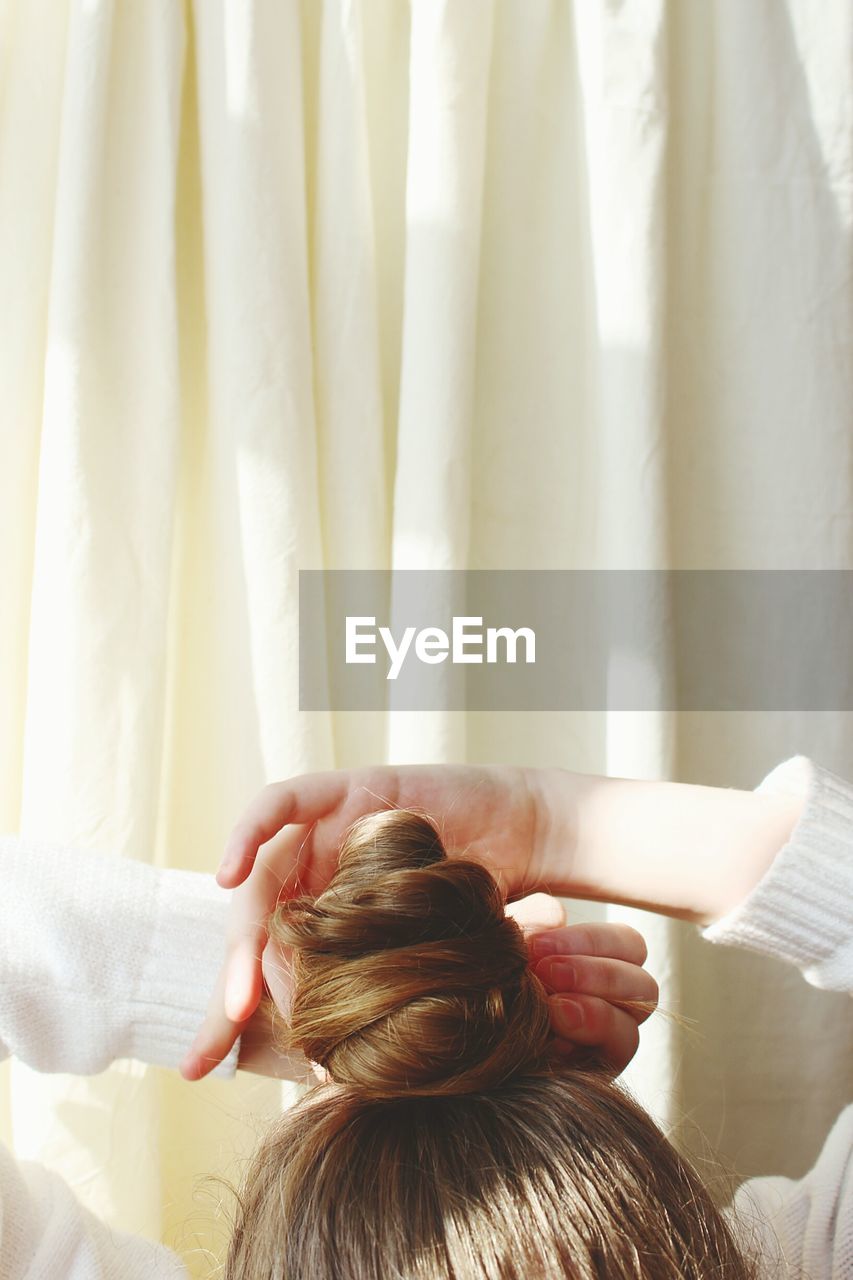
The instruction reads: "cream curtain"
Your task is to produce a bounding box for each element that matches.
[1,0,852,1271]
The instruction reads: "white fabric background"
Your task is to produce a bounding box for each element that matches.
[1,0,851,1271]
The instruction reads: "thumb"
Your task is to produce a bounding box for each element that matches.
[506,892,567,934]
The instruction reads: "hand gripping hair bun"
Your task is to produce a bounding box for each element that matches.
[268,809,554,1099]
[230,811,761,1280]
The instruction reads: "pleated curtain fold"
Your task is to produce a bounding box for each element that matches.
[1,0,851,1270]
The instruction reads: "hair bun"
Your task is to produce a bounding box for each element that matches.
[270,810,553,1098]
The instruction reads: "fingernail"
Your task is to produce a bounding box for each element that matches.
[553,998,584,1033]
[180,1053,198,1079]
[528,933,560,960]
[549,960,576,988]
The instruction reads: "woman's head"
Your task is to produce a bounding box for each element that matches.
[227,810,760,1279]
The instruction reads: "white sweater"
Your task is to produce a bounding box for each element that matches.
[0,755,850,1278]
[704,756,853,1278]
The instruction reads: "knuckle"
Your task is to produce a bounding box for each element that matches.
[575,955,616,997]
[577,994,608,1035]
[568,955,591,990]
[567,924,594,954]
[626,925,649,963]
[246,819,271,849]
[232,814,257,840]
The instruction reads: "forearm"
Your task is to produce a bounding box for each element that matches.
[534,769,803,926]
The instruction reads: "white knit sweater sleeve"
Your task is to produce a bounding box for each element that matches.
[699,756,853,1279]
[0,836,241,1278]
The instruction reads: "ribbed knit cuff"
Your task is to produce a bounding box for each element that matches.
[701,755,853,993]
[127,866,240,1078]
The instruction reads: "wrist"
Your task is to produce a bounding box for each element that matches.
[525,766,582,899]
[701,790,803,924]
[531,768,803,925]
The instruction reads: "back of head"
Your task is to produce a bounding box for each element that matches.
[225,810,760,1280]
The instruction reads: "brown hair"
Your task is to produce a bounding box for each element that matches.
[224,810,762,1279]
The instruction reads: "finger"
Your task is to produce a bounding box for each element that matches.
[180,973,245,1082]
[253,820,330,900]
[184,923,282,1081]
[506,892,567,933]
[223,931,268,1023]
[548,994,641,1075]
[260,936,295,1019]
[180,1019,243,1081]
[237,821,316,905]
[534,954,659,1024]
[217,773,347,886]
[216,825,313,1021]
[527,921,648,967]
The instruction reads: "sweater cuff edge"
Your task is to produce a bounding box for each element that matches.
[700,755,853,990]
